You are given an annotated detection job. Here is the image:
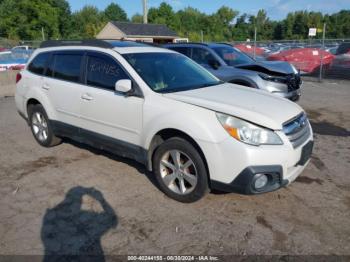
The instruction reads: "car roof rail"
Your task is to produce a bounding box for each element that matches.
[40,39,113,49]
[166,42,209,46]
[217,42,234,47]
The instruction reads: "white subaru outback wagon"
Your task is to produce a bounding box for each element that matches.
[15,40,313,202]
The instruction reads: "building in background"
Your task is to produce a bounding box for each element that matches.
[96,21,179,44]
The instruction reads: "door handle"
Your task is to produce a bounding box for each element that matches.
[42,84,50,90]
[81,93,93,101]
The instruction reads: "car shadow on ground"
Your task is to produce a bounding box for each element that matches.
[62,138,164,193]
[63,138,232,197]
[41,186,117,262]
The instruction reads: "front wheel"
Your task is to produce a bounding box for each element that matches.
[153,137,209,203]
[28,104,61,147]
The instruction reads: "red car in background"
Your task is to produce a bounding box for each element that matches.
[234,44,265,56]
[267,48,334,74]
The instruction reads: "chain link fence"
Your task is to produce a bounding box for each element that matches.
[1,38,350,80]
[0,39,42,49]
[230,39,350,81]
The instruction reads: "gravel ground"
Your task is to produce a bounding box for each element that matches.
[0,80,349,258]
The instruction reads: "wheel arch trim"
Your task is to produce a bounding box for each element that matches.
[145,128,210,182]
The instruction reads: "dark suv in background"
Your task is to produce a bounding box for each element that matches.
[164,43,302,101]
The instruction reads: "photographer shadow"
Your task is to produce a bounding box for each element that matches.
[41,186,117,262]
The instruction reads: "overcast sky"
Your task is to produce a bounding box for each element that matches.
[68,0,350,20]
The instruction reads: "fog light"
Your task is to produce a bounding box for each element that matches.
[254,174,268,189]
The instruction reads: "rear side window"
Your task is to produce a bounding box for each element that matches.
[86,53,129,91]
[169,47,191,57]
[48,53,83,83]
[28,52,50,75]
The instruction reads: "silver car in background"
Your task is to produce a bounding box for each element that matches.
[164,43,302,101]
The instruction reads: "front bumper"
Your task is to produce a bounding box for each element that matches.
[272,89,301,101]
[262,75,302,101]
[198,130,313,195]
[210,157,312,194]
[211,165,288,194]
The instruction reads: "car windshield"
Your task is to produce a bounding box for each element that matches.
[213,46,254,66]
[123,52,221,93]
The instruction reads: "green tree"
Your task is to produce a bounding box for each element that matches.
[0,0,349,42]
[216,6,238,26]
[148,2,180,30]
[71,5,104,39]
[131,13,143,23]
[176,7,206,36]
[0,0,60,40]
[208,6,238,41]
[103,2,128,22]
[51,0,72,38]
[232,14,250,40]
[328,10,350,38]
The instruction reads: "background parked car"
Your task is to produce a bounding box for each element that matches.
[325,46,338,55]
[0,50,30,71]
[327,43,350,78]
[11,45,34,51]
[164,42,302,101]
[267,48,334,74]
[234,43,265,56]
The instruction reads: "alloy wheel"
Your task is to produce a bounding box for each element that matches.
[31,112,49,142]
[159,150,198,195]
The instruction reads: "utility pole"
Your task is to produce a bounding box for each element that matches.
[253,26,257,59]
[201,30,203,43]
[319,23,326,82]
[41,27,45,41]
[143,0,148,24]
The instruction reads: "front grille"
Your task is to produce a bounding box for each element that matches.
[283,113,311,148]
[286,74,301,92]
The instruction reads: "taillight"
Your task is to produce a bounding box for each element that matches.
[16,73,22,83]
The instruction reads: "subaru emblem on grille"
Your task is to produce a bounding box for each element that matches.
[299,118,306,127]
[283,113,310,148]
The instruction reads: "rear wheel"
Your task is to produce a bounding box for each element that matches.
[153,137,209,203]
[28,104,61,147]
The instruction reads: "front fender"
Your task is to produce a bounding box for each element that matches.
[228,76,259,89]
[141,96,228,150]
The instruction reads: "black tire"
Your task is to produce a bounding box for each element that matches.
[153,137,209,203]
[28,104,61,147]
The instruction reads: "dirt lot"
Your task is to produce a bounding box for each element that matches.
[0,79,349,258]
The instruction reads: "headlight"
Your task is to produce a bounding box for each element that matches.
[258,73,286,83]
[216,113,283,146]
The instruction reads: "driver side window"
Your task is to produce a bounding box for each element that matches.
[191,48,216,65]
[86,53,129,91]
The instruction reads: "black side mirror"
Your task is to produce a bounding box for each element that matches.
[208,59,220,70]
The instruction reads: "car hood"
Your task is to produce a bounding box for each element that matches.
[235,60,295,75]
[163,83,303,130]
